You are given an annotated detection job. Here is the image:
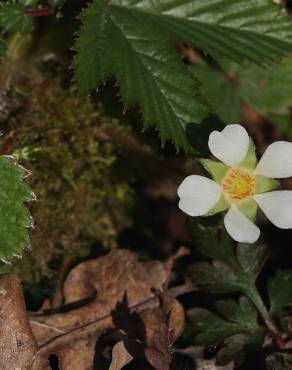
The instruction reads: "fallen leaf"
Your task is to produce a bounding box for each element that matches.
[0,274,37,370]
[31,249,170,344]
[29,249,187,369]
[145,321,175,370]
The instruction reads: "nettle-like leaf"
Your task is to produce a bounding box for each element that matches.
[0,156,33,261]
[0,3,33,33]
[268,270,292,318]
[74,0,292,151]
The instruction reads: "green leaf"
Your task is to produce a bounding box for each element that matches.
[0,156,33,261]
[268,270,292,317]
[239,58,292,116]
[191,242,267,294]
[237,243,268,278]
[74,0,292,150]
[192,66,240,123]
[237,58,292,138]
[191,221,239,270]
[188,296,260,346]
[0,3,33,33]
[217,331,265,366]
[74,0,209,151]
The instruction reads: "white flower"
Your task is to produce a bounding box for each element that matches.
[177,124,292,243]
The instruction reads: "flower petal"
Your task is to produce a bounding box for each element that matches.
[224,205,260,243]
[254,191,292,229]
[208,124,250,166]
[254,141,292,178]
[178,175,221,216]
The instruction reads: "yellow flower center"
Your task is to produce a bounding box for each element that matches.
[222,168,255,202]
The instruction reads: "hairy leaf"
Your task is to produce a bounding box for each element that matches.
[188,297,260,346]
[191,242,267,295]
[0,156,32,261]
[217,332,264,366]
[268,270,292,317]
[74,0,292,150]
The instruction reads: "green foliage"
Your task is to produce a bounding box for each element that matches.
[74,0,292,151]
[189,297,260,346]
[192,66,240,123]
[188,297,265,365]
[192,222,268,289]
[0,3,33,33]
[0,156,32,261]
[187,226,280,365]
[268,270,292,318]
[191,241,267,294]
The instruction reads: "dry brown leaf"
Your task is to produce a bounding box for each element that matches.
[31,250,169,342]
[0,274,37,370]
[109,340,133,370]
[30,249,185,369]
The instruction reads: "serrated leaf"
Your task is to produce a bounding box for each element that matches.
[191,221,240,270]
[216,296,258,325]
[217,332,264,366]
[74,0,292,151]
[0,3,33,33]
[268,270,292,317]
[191,242,267,295]
[0,156,32,261]
[188,297,260,346]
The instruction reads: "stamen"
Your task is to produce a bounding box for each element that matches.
[222,168,255,202]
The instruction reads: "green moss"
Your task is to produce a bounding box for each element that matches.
[2,77,134,282]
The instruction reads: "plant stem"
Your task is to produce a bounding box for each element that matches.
[246,284,279,335]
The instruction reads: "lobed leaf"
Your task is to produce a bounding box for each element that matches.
[268,269,292,318]
[188,296,260,346]
[191,241,267,295]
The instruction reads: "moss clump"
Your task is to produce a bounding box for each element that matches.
[3,77,133,282]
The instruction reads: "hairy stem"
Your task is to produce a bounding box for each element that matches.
[246,284,280,337]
